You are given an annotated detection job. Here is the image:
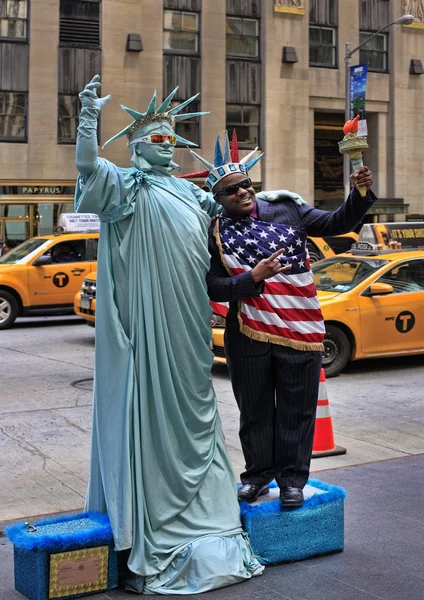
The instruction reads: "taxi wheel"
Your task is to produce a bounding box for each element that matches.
[0,291,19,330]
[322,324,350,378]
[306,242,322,264]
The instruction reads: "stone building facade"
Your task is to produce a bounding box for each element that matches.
[1,0,424,242]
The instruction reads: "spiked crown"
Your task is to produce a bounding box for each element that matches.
[180,130,263,191]
[102,87,208,149]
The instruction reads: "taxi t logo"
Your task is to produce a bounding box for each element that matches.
[53,272,69,288]
[395,311,415,333]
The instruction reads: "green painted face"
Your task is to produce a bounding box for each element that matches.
[132,122,175,167]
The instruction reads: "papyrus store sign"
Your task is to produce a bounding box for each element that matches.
[358,223,424,250]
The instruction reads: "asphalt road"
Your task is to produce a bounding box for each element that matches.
[1,315,424,523]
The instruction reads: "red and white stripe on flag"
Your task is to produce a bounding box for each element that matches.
[210,301,229,318]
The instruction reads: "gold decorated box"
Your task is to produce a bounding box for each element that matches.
[6,512,118,600]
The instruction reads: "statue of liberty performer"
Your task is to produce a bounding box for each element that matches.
[74,75,265,594]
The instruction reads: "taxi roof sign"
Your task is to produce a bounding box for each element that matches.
[58,213,100,233]
[352,222,424,255]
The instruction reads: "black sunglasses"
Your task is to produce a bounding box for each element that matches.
[214,178,252,197]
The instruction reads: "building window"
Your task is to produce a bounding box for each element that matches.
[359,31,388,72]
[309,25,337,68]
[171,100,200,146]
[226,104,259,148]
[309,0,338,69]
[58,94,80,143]
[0,91,26,140]
[226,17,259,58]
[163,9,199,53]
[163,2,201,146]
[58,0,101,144]
[59,0,101,48]
[0,0,28,40]
[225,1,261,150]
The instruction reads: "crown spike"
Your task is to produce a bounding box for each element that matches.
[101,125,131,149]
[223,131,231,164]
[145,91,157,115]
[240,146,259,165]
[188,148,214,170]
[168,93,200,115]
[173,111,209,122]
[214,135,224,167]
[246,153,264,172]
[157,87,179,113]
[174,133,198,146]
[120,105,145,121]
[230,130,239,162]
[178,169,210,180]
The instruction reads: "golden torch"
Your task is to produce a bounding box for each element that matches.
[339,115,368,197]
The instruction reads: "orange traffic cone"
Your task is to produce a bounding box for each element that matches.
[312,368,346,458]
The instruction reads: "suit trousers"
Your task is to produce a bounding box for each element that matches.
[225,327,322,489]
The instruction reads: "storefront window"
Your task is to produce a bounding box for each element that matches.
[0,198,75,247]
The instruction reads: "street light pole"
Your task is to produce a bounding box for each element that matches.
[344,42,351,199]
[343,14,415,199]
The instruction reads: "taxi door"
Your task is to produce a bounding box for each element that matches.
[358,259,424,355]
[28,238,98,307]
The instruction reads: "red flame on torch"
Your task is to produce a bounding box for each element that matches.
[343,114,360,135]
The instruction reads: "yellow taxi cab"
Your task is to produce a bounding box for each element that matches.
[307,232,358,263]
[0,214,99,329]
[74,271,97,326]
[313,222,424,376]
[211,232,360,365]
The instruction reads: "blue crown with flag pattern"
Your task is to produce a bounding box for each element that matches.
[180,130,263,191]
[101,87,209,149]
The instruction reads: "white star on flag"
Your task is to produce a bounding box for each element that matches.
[246,256,256,264]
[287,245,295,254]
[295,237,302,246]
[279,233,287,242]
[255,248,263,256]
[269,224,276,232]
[259,231,269,239]
[228,236,235,244]
[236,246,244,254]
[250,222,258,229]
[298,259,305,268]
[287,227,295,236]
[269,241,278,250]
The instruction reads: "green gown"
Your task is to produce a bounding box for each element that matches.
[75,158,263,594]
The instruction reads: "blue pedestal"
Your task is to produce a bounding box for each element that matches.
[6,512,118,600]
[240,479,346,565]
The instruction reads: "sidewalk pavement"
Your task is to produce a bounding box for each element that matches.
[2,454,424,600]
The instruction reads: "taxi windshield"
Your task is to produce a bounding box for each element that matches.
[312,257,388,293]
[0,238,50,264]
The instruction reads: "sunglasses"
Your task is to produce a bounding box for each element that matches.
[129,134,176,146]
[214,178,253,197]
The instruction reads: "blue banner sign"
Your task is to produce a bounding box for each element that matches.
[350,63,368,135]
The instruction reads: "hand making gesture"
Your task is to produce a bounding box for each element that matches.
[251,248,292,283]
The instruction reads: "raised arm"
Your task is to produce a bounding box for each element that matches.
[298,167,376,236]
[76,75,111,176]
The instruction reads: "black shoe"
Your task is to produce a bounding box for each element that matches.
[238,483,270,503]
[280,486,304,508]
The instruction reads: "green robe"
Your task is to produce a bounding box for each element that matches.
[75,158,263,594]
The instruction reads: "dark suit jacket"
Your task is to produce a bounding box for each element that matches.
[207,187,377,330]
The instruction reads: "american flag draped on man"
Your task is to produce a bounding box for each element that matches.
[213,216,325,351]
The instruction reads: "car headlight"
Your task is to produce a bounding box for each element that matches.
[210,314,226,328]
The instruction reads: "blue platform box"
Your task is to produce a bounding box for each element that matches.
[6,512,118,600]
[240,479,346,565]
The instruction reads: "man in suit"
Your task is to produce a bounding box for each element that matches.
[206,166,375,508]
